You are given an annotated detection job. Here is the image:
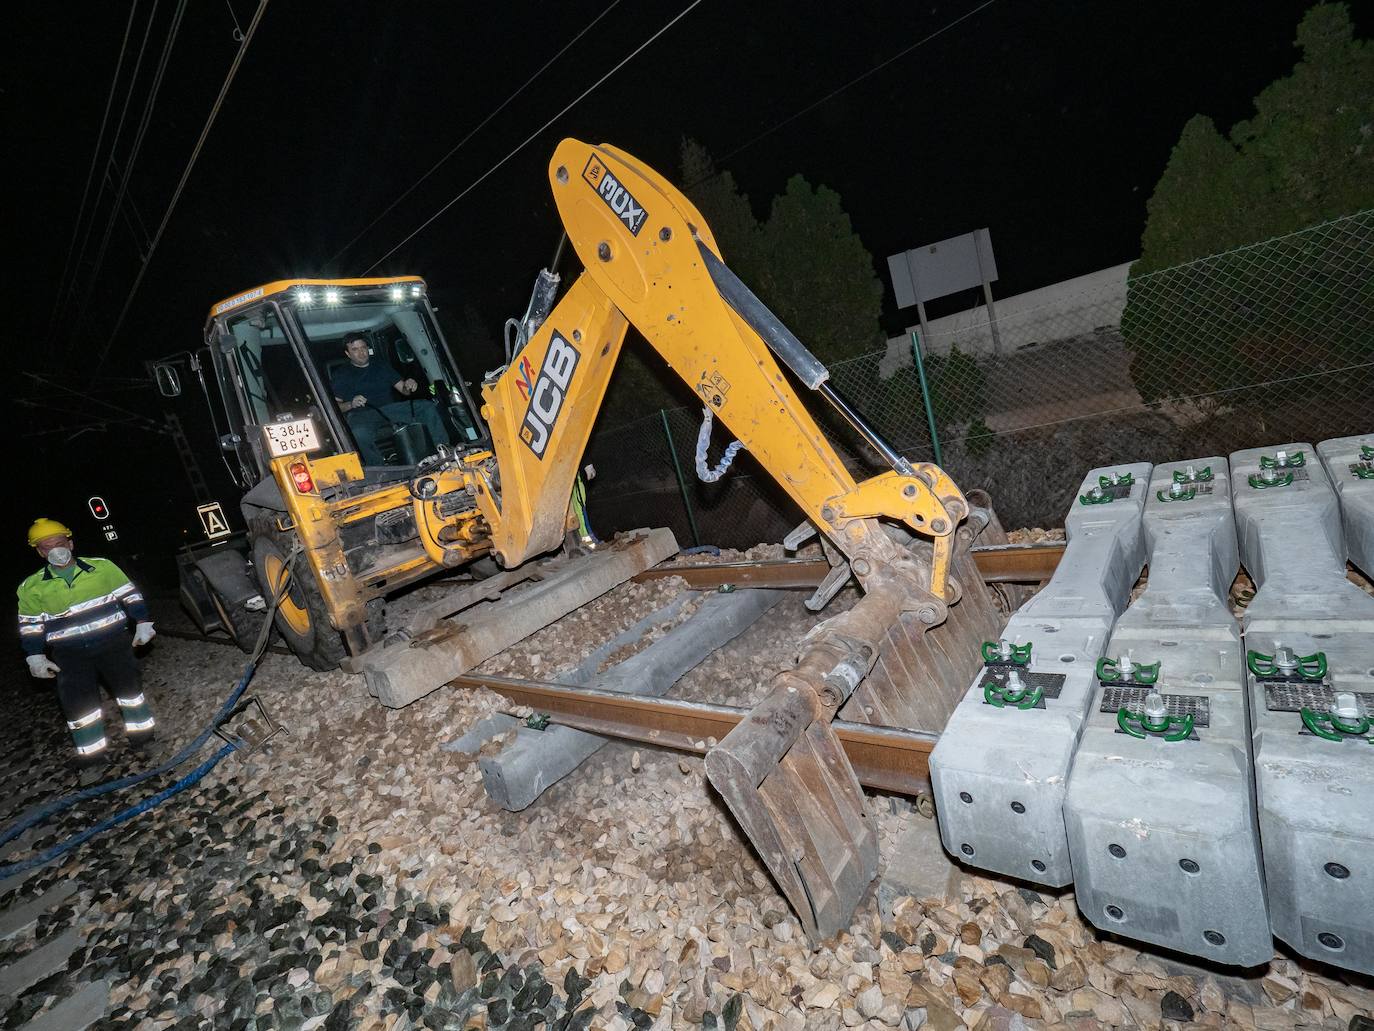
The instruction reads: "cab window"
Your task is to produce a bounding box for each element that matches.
[225,306,341,456]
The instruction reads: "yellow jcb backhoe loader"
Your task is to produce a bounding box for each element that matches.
[155,140,1008,938]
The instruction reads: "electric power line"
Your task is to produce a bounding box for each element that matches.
[91,0,270,378]
[103,165,154,252]
[709,0,1000,174]
[223,0,245,41]
[45,2,141,345]
[51,0,162,345]
[22,372,165,431]
[326,0,623,269]
[364,0,707,274]
[66,0,189,361]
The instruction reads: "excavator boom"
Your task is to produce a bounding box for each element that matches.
[473,140,997,938]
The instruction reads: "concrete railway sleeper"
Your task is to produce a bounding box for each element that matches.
[1234,439,1374,977]
[1063,457,1271,966]
[929,463,1151,888]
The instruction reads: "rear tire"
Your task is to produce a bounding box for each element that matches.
[251,535,347,672]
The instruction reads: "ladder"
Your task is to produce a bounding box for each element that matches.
[165,412,213,506]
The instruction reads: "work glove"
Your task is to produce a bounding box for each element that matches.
[132,622,157,647]
[27,655,60,679]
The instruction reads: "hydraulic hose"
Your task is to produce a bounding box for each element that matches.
[0,549,295,874]
[0,746,235,878]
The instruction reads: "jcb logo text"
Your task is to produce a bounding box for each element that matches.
[519,332,580,459]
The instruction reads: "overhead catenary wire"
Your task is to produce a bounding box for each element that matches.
[102,164,154,253]
[21,371,165,431]
[326,0,623,270]
[91,0,270,379]
[65,0,190,362]
[703,0,1001,178]
[45,1,141,346]
[363,0,706,275]
[51,0,162,349]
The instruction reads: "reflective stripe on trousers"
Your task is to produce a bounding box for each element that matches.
[75,736,109,755]
[117,693,155,735]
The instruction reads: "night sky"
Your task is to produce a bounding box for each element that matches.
[8,0,1353,579]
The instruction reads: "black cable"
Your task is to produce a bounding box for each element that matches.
[697,0,1000,184]
[51,0,162,350]
[325,1,622,270]
[91,0,270,378]
[45,1,141,346]
[66,0,189,362]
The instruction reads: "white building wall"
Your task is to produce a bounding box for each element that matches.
[879,261,1135,375]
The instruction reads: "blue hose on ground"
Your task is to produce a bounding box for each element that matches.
[0,553,293,870]
[682,545,721,556]
[0,658,259,851]
[0,744,235,879]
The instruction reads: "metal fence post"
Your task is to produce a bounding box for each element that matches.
[660,409,702,547]
[910,331,943,466]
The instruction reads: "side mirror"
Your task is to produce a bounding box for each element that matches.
[220,433,242,452]
[153,364,182,398]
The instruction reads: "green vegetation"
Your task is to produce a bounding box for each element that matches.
[1123,3,1374,408]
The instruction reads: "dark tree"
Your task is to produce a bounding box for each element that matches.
[1136,3,1373,272]
[1123,3,1374,410]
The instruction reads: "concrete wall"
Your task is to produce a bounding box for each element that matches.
[880,260,1135,373]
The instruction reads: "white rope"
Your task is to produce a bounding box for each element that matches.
[694,407,744,483]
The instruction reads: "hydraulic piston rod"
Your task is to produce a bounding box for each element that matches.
[698,241,914,477]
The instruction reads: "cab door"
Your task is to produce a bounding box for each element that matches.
[210,301,345,482]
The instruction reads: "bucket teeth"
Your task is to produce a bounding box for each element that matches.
[844,512,1008,732]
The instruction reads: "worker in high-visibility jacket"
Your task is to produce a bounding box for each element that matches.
[18,518,158,779]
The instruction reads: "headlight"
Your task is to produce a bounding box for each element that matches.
[324,288,341,304]
[296,289,314,305]
[390,286,405,302]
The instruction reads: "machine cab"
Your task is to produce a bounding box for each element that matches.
[200,277,486,487]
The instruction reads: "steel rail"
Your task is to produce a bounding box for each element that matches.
[450,672,937,795]
[631,542,1065,591]
[969,541,1065,582]
[632,558,831,589]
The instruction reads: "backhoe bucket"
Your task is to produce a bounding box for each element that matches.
[708,681,876,940]
[844,499,1009,732]
[707,504,1010,940]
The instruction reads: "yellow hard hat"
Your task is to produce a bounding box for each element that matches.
[27,518,73,546]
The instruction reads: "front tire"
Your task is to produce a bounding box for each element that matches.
[206,576,267,654]
[251,535,347,672]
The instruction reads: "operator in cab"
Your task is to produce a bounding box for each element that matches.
[332,333,449,465]
[17,518,159,784]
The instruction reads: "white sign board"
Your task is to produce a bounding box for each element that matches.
[197,502,232,540]
[888,228,998,308]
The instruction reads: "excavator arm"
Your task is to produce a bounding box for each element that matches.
[478,140,987,939]
[480,139,966,613]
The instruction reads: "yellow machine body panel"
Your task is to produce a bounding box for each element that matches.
[480,140,965,602]
[477,277,629,565]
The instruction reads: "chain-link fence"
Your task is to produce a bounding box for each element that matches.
[584,210,1373,543]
